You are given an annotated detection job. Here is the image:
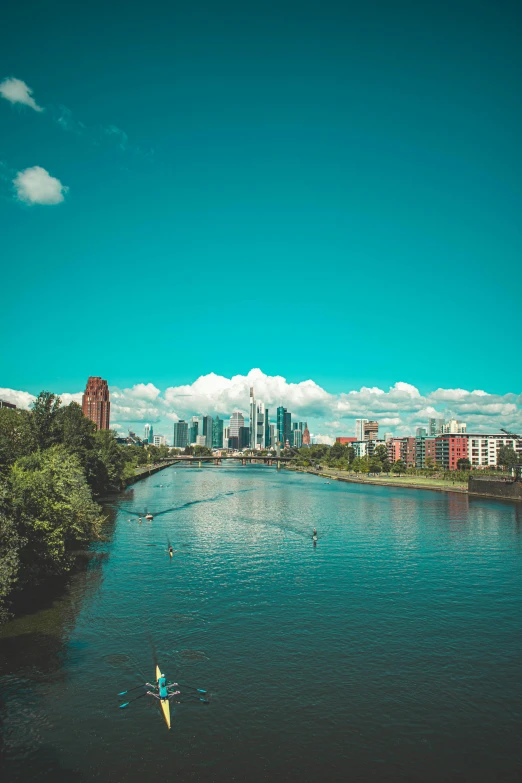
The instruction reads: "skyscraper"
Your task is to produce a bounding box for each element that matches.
[229,411,245,437]
[429,418,445,436]
[302,425,311,445]
[173,420,188,448]
[144,423,152,443]
[284,411,292,446]
[276,406,286,446]
[212,416,224,448]
[203,415,213,447]
[249,387,257,449]
[293,429,303,448]
[82,377,110,430]
[189,416,199,444]
[355,419,368,441]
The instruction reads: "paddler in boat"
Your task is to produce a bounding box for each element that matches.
[146,672,179,701]
[313,528,317,538]
[168,545,174,557]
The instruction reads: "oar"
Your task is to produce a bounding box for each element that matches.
[119,691,150,709]
[168,681,207,694]
[118,683,146,697]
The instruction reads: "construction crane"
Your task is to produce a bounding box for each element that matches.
[500,428,521,439]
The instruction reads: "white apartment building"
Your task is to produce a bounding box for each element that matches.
[467,434,522,467]
[153,434,166,447]
[443,419,467,434]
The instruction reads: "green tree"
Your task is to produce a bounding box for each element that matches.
[0,408,32,471]
[30,391,62,451]
[346,446,355,464]
[329,442,345,460]
[92,429,125,494]
[0,483,20,623]
[193,445,212,456]
[497,446,519,468]
[457,458,471,471]
[369,457,382,474]
[381,458,391,473]
[373,445,387,462]
[8,446,102,585]
[391,459,406,476]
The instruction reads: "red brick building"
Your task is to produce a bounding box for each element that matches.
[435,435,468,471]
[335,437,357,444]
[400,437,416,468]
[82,376,110,430]
[387,438,402,464]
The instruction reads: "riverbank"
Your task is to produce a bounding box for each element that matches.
[287,465,468,494]
[125,460,178,487]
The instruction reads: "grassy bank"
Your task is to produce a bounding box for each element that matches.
[289,466,468,493]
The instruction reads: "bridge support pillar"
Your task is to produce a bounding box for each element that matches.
[242,458,246,466]
[199,460,202,468]
[277,460,281,470]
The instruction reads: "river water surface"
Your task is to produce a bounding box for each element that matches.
[1,465,521,782]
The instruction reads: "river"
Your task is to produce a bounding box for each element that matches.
[1,465,521,782]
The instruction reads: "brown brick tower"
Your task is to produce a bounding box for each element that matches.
[82,376,110,430]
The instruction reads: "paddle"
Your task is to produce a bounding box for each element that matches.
[168,681,207,694]
[119,691,150,709]
[118,683,146,697]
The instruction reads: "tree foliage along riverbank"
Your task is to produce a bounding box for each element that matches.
[287,442,519,484]
[0,392,168,624]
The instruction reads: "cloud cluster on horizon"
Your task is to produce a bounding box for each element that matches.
[2,369,521,445]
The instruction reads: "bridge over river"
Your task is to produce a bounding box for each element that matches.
[159,454,294,468]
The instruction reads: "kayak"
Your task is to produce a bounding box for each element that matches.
[145,513,153,520]
[155,664,171,729]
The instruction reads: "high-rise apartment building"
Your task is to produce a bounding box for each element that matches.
[355,419,368,441]
[416,427,427,437]
[293,429,303,448]
[269,423,276,447]
[212,416,224,448]
[173,420,188,448]
[363,421,379,441]
[442,419,467,434]
[153,434,166,447]
[82,377,110,430]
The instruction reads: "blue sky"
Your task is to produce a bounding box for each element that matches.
[1,0,521,439]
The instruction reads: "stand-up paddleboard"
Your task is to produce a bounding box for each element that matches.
[156,664,171,729]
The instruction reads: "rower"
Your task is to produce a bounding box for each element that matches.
[168,545,174,556]
[158,672,168,699]
[313,528,317,538]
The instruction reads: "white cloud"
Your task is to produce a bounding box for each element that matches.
[1,371,521,441]
[0,388,36,410]
[313,434,334,445]
[125,383,161,401]
[13,166,68,205]
[0,77,43,111]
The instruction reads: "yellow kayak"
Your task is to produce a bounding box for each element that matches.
[155,664,171,729]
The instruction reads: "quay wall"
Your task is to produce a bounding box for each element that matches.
[468,478,522,502]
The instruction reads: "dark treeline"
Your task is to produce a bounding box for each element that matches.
[0,392,167,624]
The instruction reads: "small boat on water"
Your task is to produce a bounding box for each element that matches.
[145,513,153,520]
[156,664,171,729]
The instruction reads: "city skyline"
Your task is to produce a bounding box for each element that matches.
[2,367,521,446]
